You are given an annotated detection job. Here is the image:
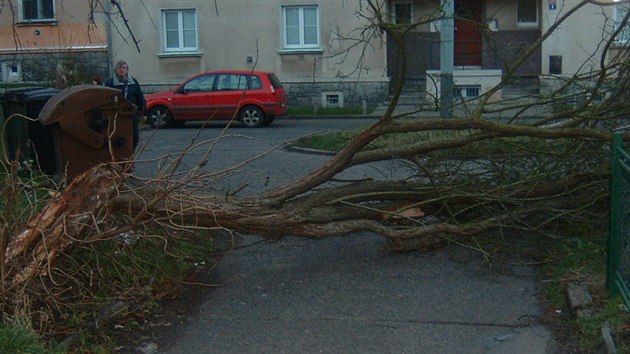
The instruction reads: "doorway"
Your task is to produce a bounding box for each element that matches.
[454,0,483,66]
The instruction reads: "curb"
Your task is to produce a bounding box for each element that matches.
[288,115,380,120]
[602,321,618,354]
[567,282,594,318]
[567,282,619,354]
[285,145,337,156]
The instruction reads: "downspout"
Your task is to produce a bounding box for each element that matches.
[105,0,113,78]
[439,0,454,117]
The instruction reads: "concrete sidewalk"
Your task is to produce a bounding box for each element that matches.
[136,119,557,354]
[159,234,556,354]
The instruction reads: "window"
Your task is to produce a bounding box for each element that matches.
[282,5,320,50]
[326,94,340,107]
[614,3,630,44]
[321,91,344,108]
[21,0,54,21]
[549,55,562,75]
[268,73,283,89]
[217,74,262,90]
[392,1,412,24]
[517,0,538,27]
[249,76,262,90]
[184,74,215,92]
[162,9,198,52]
[454,85,480,98]
[1,62,21,82]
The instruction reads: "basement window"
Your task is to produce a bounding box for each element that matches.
[454,85,480,98]
[326,95,339,107]
[321,91,344,108]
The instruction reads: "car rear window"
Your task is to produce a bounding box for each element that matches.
[268,74,283,89]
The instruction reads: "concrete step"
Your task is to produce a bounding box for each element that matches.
[395,93,425,105]
[502,85,538,98]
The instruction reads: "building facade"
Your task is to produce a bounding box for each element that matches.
[387,0,625,98]
[0,0,109,86]
[108,0,390,108]
[0,0,627,106]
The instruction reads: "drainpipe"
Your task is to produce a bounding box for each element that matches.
[105,1,113,78]
[439,0,454,118]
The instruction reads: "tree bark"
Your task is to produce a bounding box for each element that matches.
[4,167,122,285]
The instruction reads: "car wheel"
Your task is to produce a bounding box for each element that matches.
[262,116,275,126]
[148,106,173,129]
[239,105,264,128]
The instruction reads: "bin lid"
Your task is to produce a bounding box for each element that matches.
[38,85,130,125]
[38,85,134,149]
[24,88,60,102]
[0,87,47,101]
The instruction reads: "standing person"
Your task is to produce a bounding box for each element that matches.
[105,60,146,150]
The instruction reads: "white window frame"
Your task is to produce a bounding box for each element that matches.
[614,2,630,45]
[392,0,413,24]
[282,5,321,50]
[20,0,55,22]
[517,0,538,28]
[161,9,198,52]
[321,91,344,108]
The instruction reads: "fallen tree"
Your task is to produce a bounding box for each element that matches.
[2,112,615,285]
[4,0,627,281]
[0,0,628,346]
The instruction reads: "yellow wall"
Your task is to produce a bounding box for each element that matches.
[0,0,107,54]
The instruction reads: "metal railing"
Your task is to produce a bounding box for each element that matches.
[608,131,630,307]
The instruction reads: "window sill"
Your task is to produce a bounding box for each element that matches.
[516,23,539,29]
[16,20,57,26]
[278,49,324,55]
[157,51,203,58]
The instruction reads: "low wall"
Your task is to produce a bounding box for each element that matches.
[0,52,109,84]
[282,80,389,108]
[426,69,502,102]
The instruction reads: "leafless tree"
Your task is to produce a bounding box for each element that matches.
[1,0,628,342]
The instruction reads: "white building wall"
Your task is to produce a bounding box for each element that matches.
[540,0,613,76]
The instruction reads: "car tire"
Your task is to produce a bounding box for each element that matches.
[148,106,173,129]
[239,105,264,128]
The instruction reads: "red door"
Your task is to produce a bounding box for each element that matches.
[455,0,483,66]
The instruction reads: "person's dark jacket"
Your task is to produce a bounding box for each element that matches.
[104,75,146,149]
[104,75,146,113]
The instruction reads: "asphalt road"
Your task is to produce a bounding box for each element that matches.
[136,118,557,354]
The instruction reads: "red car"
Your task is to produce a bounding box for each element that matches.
[145,70,288,128]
